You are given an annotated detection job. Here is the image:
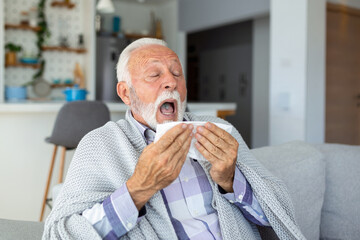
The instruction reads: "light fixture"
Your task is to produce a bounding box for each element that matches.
[96,0,115,14]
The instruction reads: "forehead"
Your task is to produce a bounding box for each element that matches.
[128,45,180,70]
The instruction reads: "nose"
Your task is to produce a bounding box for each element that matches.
[162,71,177,90]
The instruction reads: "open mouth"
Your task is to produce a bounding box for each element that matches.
[159,99,176,116]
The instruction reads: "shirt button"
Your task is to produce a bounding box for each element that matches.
[127,223,133,228]
[260,215,263,218]
[184,177,189,182]
[238,194,243,200]
[193,210,199,215]
[229,200,234,203]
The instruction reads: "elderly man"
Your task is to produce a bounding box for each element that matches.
[43,38,304,240]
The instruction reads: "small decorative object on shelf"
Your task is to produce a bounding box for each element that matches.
[5,43,22,66]
[29,7,38,27]
[51,0,75,9]
[78,34,85,48]
[5,86,28,102]
[20,11,30,25]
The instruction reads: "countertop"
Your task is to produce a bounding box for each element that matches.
[0,101,236,113]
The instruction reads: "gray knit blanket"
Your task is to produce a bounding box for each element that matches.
[43,111,305,240]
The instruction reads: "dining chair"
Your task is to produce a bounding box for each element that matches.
[39,101,110,221]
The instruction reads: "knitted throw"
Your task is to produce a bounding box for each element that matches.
[43,111,305,240]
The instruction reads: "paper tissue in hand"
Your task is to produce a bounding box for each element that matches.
[154,121,233,162]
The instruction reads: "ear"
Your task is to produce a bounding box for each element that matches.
[117,81,131,105]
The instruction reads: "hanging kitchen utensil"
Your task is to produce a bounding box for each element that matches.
[33,78,51,98]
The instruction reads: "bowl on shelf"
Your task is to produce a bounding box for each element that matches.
[63,85,88,101]
[19,58,39,64]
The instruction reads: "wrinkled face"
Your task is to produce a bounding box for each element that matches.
[124,45,187,129]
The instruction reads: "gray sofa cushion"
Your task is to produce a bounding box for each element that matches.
[314,144,360,240]
[251,141,326,240]
[0,218,44,240]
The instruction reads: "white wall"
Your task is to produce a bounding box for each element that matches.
[306,0,326,144]
[252,16,270,148]
[178,0,269,33]
[154,1,178,53]
[269,0,326,145]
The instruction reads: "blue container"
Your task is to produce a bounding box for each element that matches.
[113,16,121,33]
[63,86,88,101]
[5,86,27,101]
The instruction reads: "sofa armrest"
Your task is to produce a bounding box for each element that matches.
[0,218,44,240]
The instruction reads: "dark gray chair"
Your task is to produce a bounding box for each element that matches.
[40,101,110,221]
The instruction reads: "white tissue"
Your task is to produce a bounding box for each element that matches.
[154,121,233,162]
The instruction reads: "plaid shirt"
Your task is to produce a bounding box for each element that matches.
[82,114,270,239]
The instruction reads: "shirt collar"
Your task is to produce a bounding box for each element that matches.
[128,110,150,140]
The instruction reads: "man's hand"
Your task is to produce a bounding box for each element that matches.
[195,122,239,193]
[127,123,193,210]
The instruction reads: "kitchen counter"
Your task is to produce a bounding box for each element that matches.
[0,102,236,114]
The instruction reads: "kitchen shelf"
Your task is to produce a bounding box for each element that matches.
[50,84,74,88]
[5,23,41,32]
[125,33,154,39]
[42,46,87,54]
[51,1,75,9]
[5,62,41,69]
[124,33,163,40]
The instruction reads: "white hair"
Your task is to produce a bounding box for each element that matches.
[116,38,167,85]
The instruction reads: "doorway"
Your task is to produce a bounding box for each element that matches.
[326,3,360,145]
[187,21,253,147]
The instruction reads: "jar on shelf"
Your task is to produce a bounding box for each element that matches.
[20,11,29,25]
[29,7,38,27]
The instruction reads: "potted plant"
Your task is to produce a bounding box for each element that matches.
[5,43,22,66]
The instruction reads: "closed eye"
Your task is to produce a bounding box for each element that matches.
[173,72,181,77]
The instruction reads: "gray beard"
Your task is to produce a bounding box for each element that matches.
[129,87,187,130]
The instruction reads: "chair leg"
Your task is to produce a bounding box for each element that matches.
[40,145,58,222]
[58,146,66,184]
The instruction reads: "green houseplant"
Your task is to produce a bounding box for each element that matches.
[31,0,50,84]
[5,43,22,66]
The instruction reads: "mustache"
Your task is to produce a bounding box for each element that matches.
[154,91,181,108]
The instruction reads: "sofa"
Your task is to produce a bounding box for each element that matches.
[1,141,359,240]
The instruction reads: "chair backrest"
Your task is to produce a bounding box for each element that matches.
[48,101,110,149]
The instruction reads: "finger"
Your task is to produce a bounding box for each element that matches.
[204,122,237,146]
[195,141,219,164]
[196,125,227,151]
[195,131,225,160]
[171,133,192,171]
[156,123,189,152]
[163,125,193,157]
